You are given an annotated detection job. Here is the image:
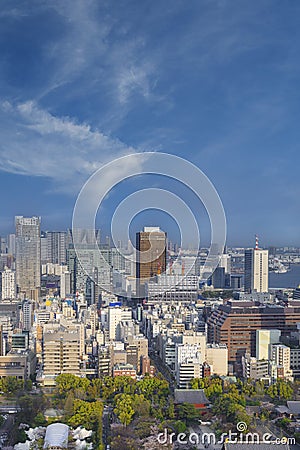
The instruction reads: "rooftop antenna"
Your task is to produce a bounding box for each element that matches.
[255,235,259,250]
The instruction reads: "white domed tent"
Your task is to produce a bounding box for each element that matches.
[43,423,69,449]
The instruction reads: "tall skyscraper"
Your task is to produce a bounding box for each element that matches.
[136,227,167,297]
[46,231,67,264]
[244,236,269,293]
[7,234,16,256]
[15,216,41,300]
[22,300,34,331]
[60,271,71,299]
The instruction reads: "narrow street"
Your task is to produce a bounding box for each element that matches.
[0,414,15,447]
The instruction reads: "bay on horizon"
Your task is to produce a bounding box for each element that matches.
[269,264,300,289]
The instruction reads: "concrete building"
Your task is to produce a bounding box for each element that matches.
[175,343,202,368]
[46,231,67,265]
[219,254,231,274]
[146,274,198,301]
[242,353,269,380]
[271,344,292,379]
[256,329,281,360]
[0,351,36,380]
[136,227,166,297]
[42,331,81,384]
[126,335,148,374]
[207,300,300,373]
[205,344,228,376]
[1,267,16,300]
[11,332,29,351]
[177,360,202,389]
[22,300,34,331]
[108,306,132,340]
[60,271,71,299]
[290,348,300,377]
[113,363,136,379]
[244,241,268,293]
[7,234,16,256]
[98,345,111,377]
[15,216,41,300]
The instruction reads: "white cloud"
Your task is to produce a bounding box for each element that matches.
[0,100,140,192]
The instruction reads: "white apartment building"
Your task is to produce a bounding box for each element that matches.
[177,359,202,388]
[271,344,292,378]
[108,306,132,340]
[1,267,16,300]
[175,343,202,374]
[242,353,269,380]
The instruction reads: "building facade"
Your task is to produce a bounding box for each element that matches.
[15,216,41,300]
[244,246,269,293]
[136,227,167,297]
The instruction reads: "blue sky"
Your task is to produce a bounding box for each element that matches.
[0,0,300,246]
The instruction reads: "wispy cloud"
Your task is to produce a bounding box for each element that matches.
[0,100,139,192]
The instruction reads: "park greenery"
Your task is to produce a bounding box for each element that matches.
[4,371,299,449]
[0,376,32,394]
[190,376,296,434]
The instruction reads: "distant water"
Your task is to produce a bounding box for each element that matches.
[269,264,300,289]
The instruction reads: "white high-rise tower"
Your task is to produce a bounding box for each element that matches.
[244,236,269,293]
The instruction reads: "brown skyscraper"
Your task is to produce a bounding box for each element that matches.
[136,227,167,297]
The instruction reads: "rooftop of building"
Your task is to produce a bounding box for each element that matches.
[174,389,210,405]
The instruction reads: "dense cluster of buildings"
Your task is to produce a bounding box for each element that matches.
[0,216,300,390]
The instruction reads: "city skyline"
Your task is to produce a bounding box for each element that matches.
[1,1,300,245]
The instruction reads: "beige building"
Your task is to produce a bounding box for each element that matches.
[205,344,228,376]
[256,329,281,360]
[271,344,292,379]
[242,353,269,380]
[42,331,81,384]
[245,247,269,293]
[182,332,206,357]
[0,351,36,380]
[126,335,148,374]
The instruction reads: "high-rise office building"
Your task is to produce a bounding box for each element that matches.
[46,231,67,264]
[244,237,268,293]
[1,267,16,300]
[22,300,34,331]
[60,271,71,299]
[40,233,48,264]
[136,227,167,297]
[7,234,16,256]
[15,216,41,300]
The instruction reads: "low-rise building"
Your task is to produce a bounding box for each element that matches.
[113,363,136,379]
